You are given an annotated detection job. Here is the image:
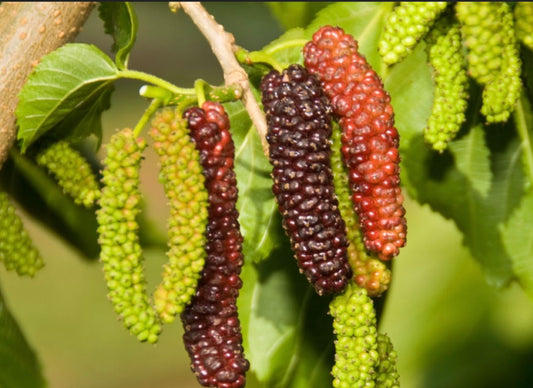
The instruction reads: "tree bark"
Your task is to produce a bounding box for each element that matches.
[0,2,96,170]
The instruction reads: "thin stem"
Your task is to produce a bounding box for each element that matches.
[119,69,196,96]
[235,47,284,73]
[194,79,208,107]
[514,92,533,189]
[133,99,163,137]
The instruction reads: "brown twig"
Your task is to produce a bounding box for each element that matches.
[0,2,96,170]
[173,1,270,157]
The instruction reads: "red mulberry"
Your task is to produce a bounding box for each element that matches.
[304,25,407,261]
[181,101,249,388]
[260,63,352,295]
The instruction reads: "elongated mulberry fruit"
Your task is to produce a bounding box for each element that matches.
[304,25,407,261]
[35,140,100,208]
[260,63,352,295]
[376,333,400,388]
[96,128,161,344]
[181,101,249,388]
[456,2,522,123]
[424,14,469,151]
[330,282,379,387]
[331,123,391,297]
[0,191,44,277]
[515,2,533,51]
[378,2,448,65]
[149,108,209,324]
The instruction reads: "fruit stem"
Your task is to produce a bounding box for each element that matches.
[235,47,284,73]
[119,69,196,96]
[133,98,163,137]
[194,79,208,107]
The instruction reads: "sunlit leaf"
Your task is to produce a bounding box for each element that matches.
[16,43,118,151]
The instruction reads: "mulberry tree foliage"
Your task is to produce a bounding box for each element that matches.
[4,2,533,388]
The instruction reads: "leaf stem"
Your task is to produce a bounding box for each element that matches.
[513,92,533,190]
[133,98,163,137]
[119,69,196,96]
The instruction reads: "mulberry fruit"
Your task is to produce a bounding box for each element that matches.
[0,191,44,277]
[515,2,533,51]
[260,63,352,295]
[330,282,379,388]
[35,140,100,208]
[376,333,400,388]
[378,2,448,65]
[149,108,209,324]
[181,101,249,388]
[304,25,407,261]
[456,2,522,123]
[331,123,391,297]
[424,14,469,151]
[96,128,161,344]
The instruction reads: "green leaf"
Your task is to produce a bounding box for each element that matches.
[265,2,330,30]
[0,287,46,388]
[501,191,533,299]
[225,100,284,262]
[98,2,138,69]
[448,124,492,197]
[16,43,119,152]
[237,242,333,387]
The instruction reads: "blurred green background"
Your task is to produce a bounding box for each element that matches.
[2,3,533,388]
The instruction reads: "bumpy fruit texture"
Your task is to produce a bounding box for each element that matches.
[149,108,209,324]
[376,333,400,388]
[424,14,469,152]
[378,2,448,65]
[35,140,100,208]
[515,2,533,51]
[456,2,522,123]
[0,192,44,277]
[96,128,161,344]
[304,25,407,261]
[260,64,352,295]
[330,282,379,388]
[331,124,391,297]
[181,101,249,388]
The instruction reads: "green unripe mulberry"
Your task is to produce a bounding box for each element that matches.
[331,123,391,297]
[0,192,44,277]
[376,333,400,388]
[456,2,522,123]
[149,108,208,324]
[35,141,100,208]
[379,2,448,65]
[330,282,379,387]
[96,128,161,344]
[515,2,533,51]
[424,14,469,152]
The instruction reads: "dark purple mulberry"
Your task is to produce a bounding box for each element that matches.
[260,64,352,295]
[304,25,407,261]
[181,101,249,388]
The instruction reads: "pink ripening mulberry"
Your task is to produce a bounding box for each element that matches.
[260,63,352,295]
[181,101,249,388]
[304,25,407,260]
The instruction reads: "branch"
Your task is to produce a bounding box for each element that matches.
[173,1,270,157]
[0,2,96,170]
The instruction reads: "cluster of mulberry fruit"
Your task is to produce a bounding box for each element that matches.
[456,2,522,124]
[378,2,448,66]
[181,101,249,388]
[0,191,44,277]
[149,107,209,324]
[331,124,391,297]
[424,14,469,152]
[96,128,161,344]
[260,63,353,296]
[35,140,100,208]
[304,25,407,261]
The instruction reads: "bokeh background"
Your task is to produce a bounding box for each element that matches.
[2,3,533,388]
